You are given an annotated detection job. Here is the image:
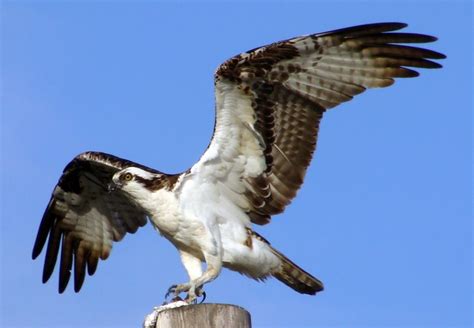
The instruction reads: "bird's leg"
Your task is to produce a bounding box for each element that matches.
[164,265,219,304]
[170,258,220,303]
[164,250,204,304]
[183,233,223,303]
[165,227,222,304]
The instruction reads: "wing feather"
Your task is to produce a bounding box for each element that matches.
[32,151,154,292]
[180,22,444,226]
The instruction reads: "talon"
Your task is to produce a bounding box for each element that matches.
[199,291,207,304]
[185,286,206,304]
[195,286,206,304]
[164,284,177,300]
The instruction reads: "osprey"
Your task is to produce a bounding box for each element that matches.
[32,23,444,302]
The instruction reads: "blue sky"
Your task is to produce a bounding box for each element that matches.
[1,1,472,327]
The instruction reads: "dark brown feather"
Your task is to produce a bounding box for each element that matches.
[249,230,323,294]
[32,151,160,293]
[215,22,444,225]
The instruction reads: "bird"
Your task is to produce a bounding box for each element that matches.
[32,22,445,303]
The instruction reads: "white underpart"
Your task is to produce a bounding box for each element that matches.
[118,81,281,290]
[175,81,280,278]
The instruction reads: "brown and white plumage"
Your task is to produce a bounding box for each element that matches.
[32,23,444,299]
[32,153,161,292]
[212,22,444,225]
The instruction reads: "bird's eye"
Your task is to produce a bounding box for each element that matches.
[123,173,133,181]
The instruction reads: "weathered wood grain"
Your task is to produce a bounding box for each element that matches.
[154,303,251,328]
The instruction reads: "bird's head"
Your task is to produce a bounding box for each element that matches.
[110,167,165,204]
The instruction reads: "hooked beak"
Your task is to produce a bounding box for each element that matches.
[107,181,121,193]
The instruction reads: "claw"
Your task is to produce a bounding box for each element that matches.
[199,291,207,304]
[164,284,177,300]
[185,286,206,304]
[163,283,206,305]
[194,286,206,304]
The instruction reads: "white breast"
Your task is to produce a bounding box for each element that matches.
[146,189,182,237]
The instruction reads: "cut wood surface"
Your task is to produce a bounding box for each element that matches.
[154,303,251,328]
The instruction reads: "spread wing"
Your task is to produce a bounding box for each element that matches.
[32,151,159,293]
[178,22,445,225]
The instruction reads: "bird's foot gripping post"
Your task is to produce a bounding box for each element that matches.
[164,283,206,305]
[143,284,208,328]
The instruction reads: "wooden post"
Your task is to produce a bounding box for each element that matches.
[153,303,251,328]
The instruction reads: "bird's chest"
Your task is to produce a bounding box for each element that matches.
[146,189,205,249]
[145,189,181,236]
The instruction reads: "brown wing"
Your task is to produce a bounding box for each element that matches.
[215,22,445,224]
[32,151,160,293]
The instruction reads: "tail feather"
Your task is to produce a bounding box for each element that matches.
[271,247,324,295]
